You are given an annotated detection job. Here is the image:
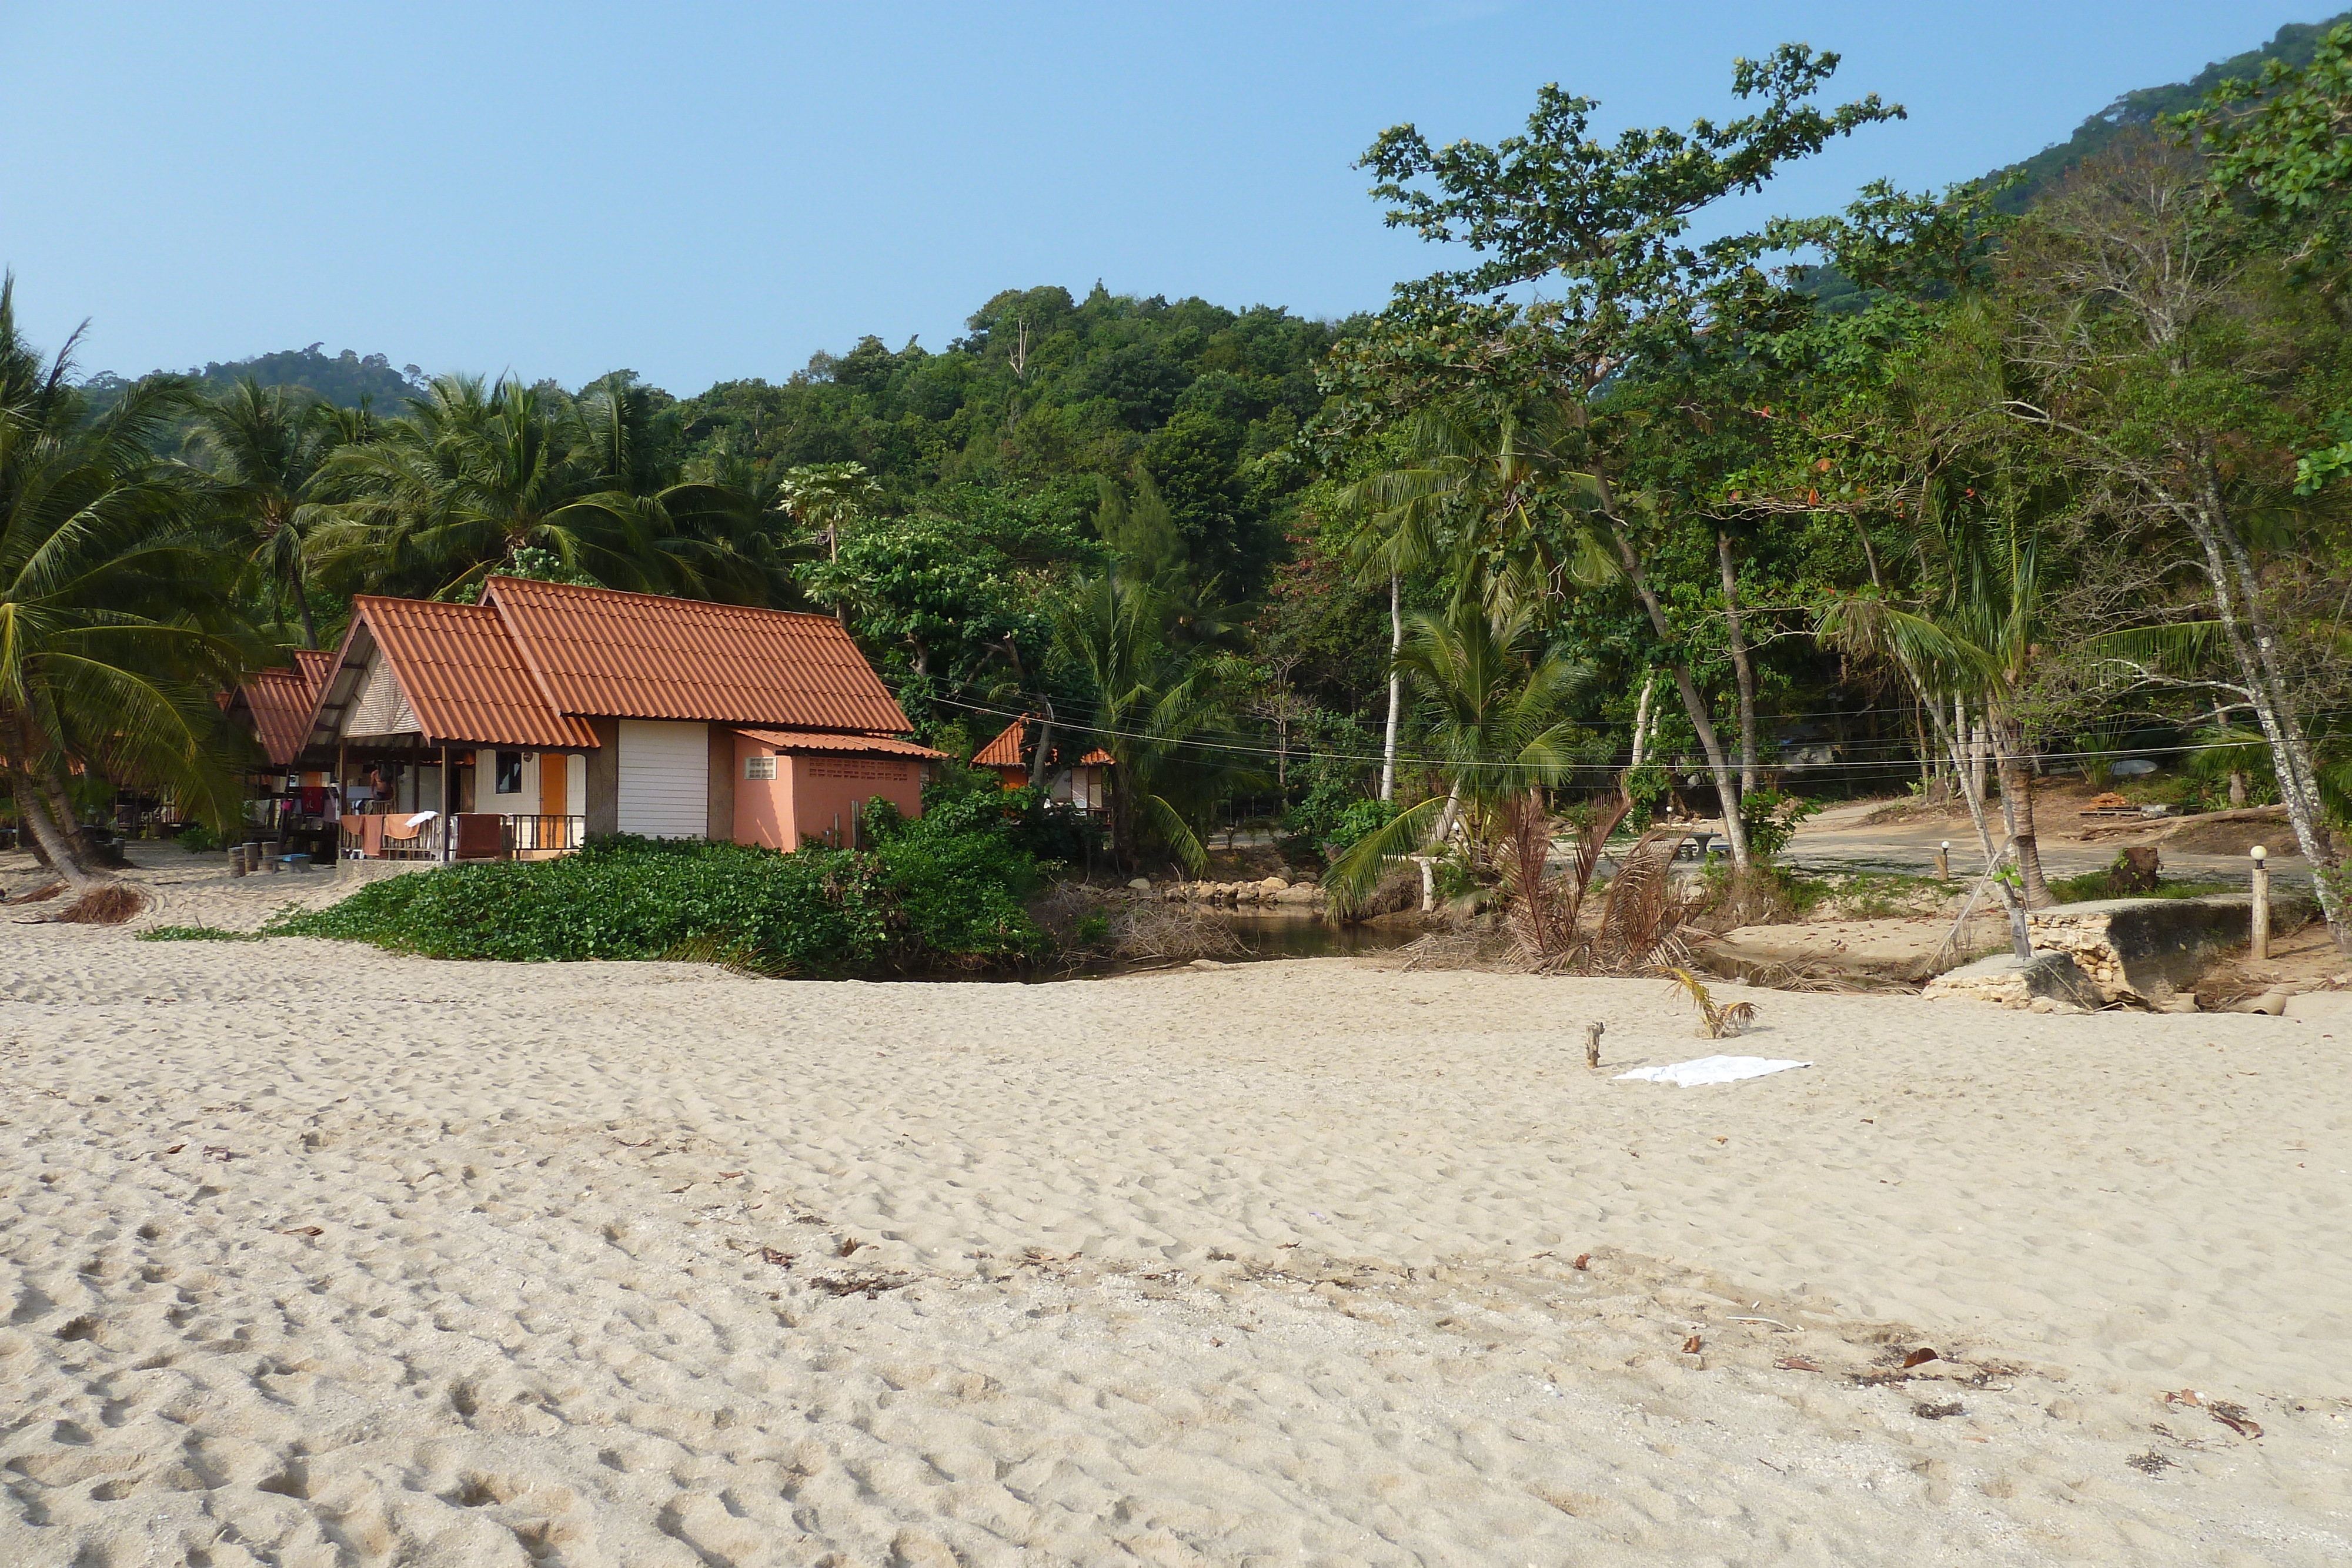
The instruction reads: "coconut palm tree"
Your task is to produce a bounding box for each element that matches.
[1325,597,1591,904]
[1047,573,1243,875]
[1339,400,1612,801]
[313,373,777,603]
[187,377,343,647]
[0,278,250,887]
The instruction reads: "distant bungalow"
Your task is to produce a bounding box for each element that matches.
[974,714,1112,815]
[230,577,941,863]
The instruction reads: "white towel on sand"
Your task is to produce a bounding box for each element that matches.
[1616,1055,1812,1087]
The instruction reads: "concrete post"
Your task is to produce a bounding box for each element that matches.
[2250,845,2270,962]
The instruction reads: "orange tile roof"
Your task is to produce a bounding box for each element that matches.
[734,727,946,760]
[236,667,320,767]
[970,716,1113,772]
[487,577,913,734]
[974,717,1029,768]
[293,648,333,699]
[355,596,601,750]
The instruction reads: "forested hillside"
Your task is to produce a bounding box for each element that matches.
[1988,11,2352,210]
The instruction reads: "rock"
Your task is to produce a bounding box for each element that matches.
[1923,951,2103,1011]
[1128,877,1152,891]
[2027,892,2312,1006]
[1259,876,1288,892]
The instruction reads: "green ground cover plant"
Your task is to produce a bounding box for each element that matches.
[270,778,1063,976]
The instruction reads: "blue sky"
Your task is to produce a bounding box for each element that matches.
[1,2,2329,392]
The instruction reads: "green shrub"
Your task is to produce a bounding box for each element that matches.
[1739,788,1821,862]
[176,822,225,853]
[138,924,259,942]
[271,810,1053,976]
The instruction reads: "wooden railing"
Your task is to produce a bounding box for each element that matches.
[341,812,586,862]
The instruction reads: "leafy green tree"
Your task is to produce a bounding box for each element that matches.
[1320,46,1903,870]
[313,373,774,604]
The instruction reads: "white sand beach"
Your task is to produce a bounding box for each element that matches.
[4,856,2350,1564]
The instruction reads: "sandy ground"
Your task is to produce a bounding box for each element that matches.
[2,845,2350,1565]
[1787,797,2302,890]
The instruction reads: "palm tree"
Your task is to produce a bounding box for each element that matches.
[1048,573,1242,875]
[1335,402,1601,801]
[1326,597,1590,904]
[314,373,776,603]
[0,279,250,887]
[187,377,342,647]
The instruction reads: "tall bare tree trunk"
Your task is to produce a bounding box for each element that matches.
[1629,676,1656,772]
[1603,521,1749,870]
[1381,573,1401,803]
[1718,529,1759,793]
[2177,463,2346,948]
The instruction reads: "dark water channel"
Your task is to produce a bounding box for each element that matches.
[1218,912,1425,961]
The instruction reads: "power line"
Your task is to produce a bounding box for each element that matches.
[886,671,2323,780]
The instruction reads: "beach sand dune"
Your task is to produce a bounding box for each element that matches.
[2,868,2348,1564]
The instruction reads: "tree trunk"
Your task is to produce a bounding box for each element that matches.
[2177,467,2346,948]
[1717,529,1759,794]
[293,564,319,651]
[1992,713,2054,908]
[1381,573,1401,803]
[1629,676,1655,772]
[6,718,101,891]
[1939,713,2033,961]
[1604,522,1750,870]
[1894,657,2030,961]
[1028,701,1056,790]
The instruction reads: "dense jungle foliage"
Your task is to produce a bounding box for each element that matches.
[15,14,2352,958]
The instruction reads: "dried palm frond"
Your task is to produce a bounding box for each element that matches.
[1658,965,1759,1038]
[50,885,149,925]
[1593,828,1693,972]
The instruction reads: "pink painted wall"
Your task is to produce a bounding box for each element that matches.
[790,753,922,848]
[731,733,794,850]
[729,734,924,850]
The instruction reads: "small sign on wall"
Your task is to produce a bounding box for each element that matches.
[745,754,777,781]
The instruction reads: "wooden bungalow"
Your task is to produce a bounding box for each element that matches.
[284,577,941,862]
[973,715,1112,815]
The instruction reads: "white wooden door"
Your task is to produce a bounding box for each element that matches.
[616,721,709,838]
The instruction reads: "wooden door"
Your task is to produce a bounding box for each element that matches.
[539,753,567,817]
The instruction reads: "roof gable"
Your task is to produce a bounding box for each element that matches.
[485,577,912,734]
[345,597,599,750]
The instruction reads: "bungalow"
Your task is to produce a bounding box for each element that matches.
[281,576,940,862]
[973,714,1112,815]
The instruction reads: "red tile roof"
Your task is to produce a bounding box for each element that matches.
[355,596,601,750]
[734,727,946,760]
[487,577,913,734]
[236,667,321,767]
